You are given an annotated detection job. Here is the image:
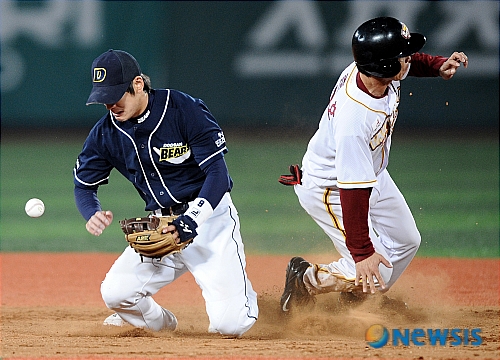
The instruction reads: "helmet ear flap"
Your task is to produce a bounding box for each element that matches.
[357,58,401,78]
[377,58,402,77]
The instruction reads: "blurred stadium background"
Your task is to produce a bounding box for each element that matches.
[1,1,498,257]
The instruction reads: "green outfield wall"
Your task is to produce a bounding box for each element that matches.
[1,1,498,129]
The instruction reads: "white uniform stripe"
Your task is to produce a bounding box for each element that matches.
[147,90,181,204]
[199,146,227,166]
[73,169,109,187]
[111,112,164,209]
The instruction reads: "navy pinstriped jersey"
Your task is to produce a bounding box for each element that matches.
[74,89,232,211]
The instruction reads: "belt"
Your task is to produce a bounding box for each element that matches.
[153,203,189,217]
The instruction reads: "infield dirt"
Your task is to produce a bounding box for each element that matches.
[1,254,498,359]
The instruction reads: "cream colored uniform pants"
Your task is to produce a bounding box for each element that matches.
[294,169,421,294]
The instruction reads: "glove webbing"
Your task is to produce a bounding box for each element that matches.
[279,164,302,186]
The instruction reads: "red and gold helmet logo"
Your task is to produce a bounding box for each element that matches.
[401,23,410,39]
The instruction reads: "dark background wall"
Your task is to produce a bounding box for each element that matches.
[1,1,498,131]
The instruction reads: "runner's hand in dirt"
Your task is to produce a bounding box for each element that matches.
[355,252,392,293]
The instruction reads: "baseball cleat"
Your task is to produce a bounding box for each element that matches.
[160,307,178,331]
[103,313,126,326]
[280,256,312,313]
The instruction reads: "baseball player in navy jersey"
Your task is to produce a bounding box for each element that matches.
[279,17,468,312]
[74,49,258,336]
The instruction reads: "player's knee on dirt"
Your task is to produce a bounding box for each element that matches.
[209,310,257,337]
[206,298,258,336]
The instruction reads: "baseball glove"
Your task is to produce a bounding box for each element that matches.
[119,215,191,259]
[279,164,302,186]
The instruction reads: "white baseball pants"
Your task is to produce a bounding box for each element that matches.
[100,193,258,336]
[295,169,420,294]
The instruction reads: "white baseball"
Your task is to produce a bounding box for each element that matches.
[25,198,45,218]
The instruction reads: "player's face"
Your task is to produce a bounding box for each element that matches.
[105,92,143,122]
[393,56,411,81]
[104,77,147,122]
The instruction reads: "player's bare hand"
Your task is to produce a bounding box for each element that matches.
[86,210,113,236]
[355,252,392,294]
[439,51,468,80]
[162,224,181,244]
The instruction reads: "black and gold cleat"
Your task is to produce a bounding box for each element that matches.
[280,256,313,313]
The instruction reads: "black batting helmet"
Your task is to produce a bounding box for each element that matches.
[352,17,426,78]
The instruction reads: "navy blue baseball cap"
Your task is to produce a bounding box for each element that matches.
[86,49,141,105]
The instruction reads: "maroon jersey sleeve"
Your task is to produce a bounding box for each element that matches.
[409,52,447,77]
[339,188,374,263]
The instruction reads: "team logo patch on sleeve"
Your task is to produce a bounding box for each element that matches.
[153,144,191,164]
[215,132,226,147]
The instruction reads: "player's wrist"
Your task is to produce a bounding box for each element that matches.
[171,198,213,243]
[351,247,375,263]
[184,197,214,227]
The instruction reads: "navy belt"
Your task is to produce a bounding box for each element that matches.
[154,203,189,216]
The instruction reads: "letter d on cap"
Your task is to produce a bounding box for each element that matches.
[93,68,106,82]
